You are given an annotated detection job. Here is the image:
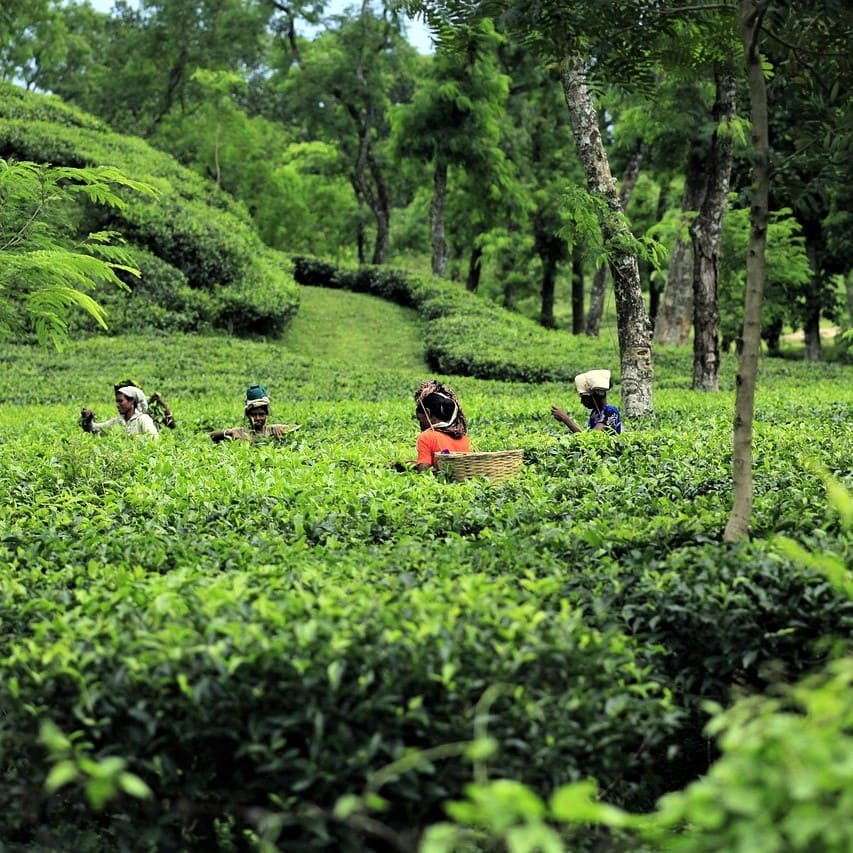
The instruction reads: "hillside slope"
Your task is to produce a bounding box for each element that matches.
[283,285,427,372]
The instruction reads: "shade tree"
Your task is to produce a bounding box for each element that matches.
[389,19,512,277]
[262,3,422,263]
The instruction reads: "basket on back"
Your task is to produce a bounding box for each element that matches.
[438,449,524,483]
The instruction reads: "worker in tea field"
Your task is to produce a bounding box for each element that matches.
[412,379,470,471]
[210,383,299,442]
[80,380,166,438]
[551,369,623,435]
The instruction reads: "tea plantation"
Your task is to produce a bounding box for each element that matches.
[0,284,851,851]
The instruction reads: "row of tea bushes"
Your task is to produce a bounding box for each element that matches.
[1,546,678,848]
[0,412,850,846]
[292,255,615,382]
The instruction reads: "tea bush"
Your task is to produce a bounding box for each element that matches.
[0,325,851,849]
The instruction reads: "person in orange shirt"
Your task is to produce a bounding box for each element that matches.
[413,379,470,471]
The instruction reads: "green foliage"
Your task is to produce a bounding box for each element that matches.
[720,205,813,346]
[561,184,668,271]
[641,656,853,852]
[69,249,216,335]
[0,157,149,347]
[0,82,300,338]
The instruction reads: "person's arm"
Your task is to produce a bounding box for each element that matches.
[89,415,122,434]
[150,393,176,428]
[210,428,248,442]
[550,405,582,433]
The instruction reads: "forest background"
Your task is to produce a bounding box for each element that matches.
[0,0,852,850]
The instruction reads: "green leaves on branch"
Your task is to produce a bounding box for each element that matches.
[560,184,668,269]
[0,158,155,347]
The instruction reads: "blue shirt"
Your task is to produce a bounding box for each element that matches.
[588,405,622,434]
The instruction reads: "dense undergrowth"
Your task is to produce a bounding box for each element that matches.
[0,309,851,849]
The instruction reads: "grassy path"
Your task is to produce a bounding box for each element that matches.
[281,285,428,372]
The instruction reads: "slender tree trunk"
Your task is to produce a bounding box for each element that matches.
[691,70,736,391]
[356,219,367,265]
[803,237,822,361]
[725,1,770,542]
[572,246,585,334]
[367,147,391,265]
[430,157,449,277]
[585,141,644,337]
[846,272,853,321]
[655,141,707,346]
[540,254,557,328]
[533,215,566,328]
[585,266,608,337]
[466,245,483,291]
[762,316,782,356]
[648,180,671,330]
[342,99,390,265]
[560,52,653,417]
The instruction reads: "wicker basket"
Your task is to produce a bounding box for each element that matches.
[438,449,524,483]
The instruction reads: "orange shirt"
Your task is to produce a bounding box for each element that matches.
[416,429,471,468]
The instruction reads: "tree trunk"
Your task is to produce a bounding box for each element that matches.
[356,219,366,265]
[560,52,653,418]
[466,245,483,291]
[691,70,736,391]
[584,141,644,337]
[725,1,770,542]
[803,237,822,361]
[540,254,557,328]
[367,146,391,265]
[762,316,782,356]
[648,180,671,330]
[571,246,585,334]
[533,213,566,328]
[655,141,707,346]
[348,121,390,265]
[430,157,449,277]
[585,265,608,337]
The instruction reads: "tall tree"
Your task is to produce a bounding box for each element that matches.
[690,69,736,391]
[36,0,269,138]
[723,0,770,541]
[390,19,511,277]
[725,0,853,539]
[560,51,653,415]
[267,4,420,263]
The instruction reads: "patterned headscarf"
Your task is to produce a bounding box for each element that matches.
[414,379,468,438]
[117,385,148,414]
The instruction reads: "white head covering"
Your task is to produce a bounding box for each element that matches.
[118,385,148,413]
[574,370,611,395]
[245,396,271,414]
